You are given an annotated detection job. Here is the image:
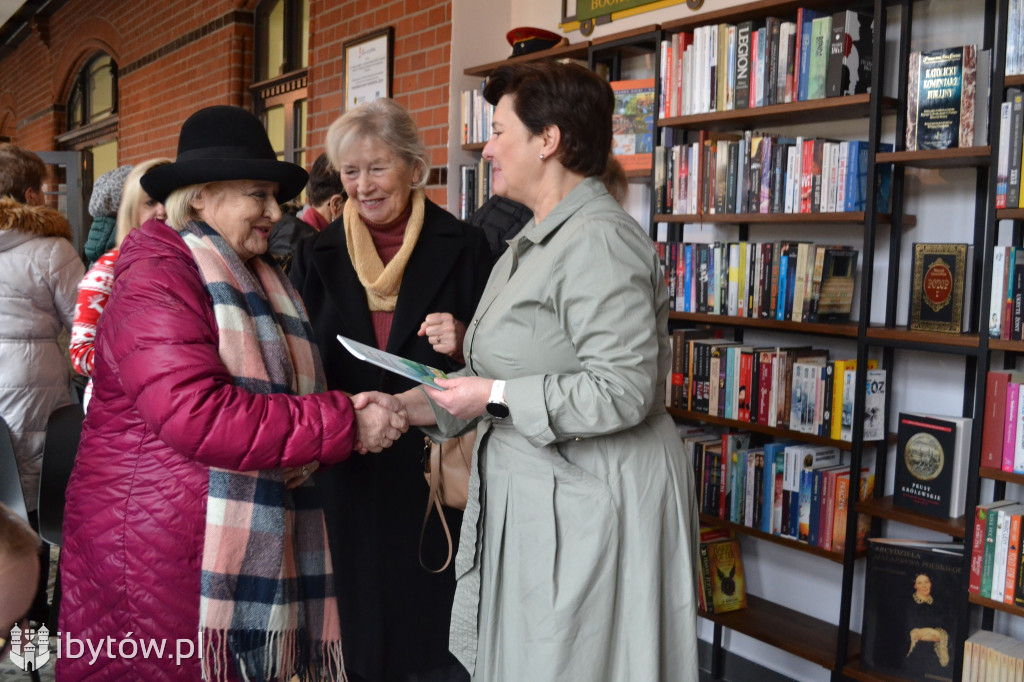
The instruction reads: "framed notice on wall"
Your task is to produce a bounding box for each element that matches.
[344,27,394,111]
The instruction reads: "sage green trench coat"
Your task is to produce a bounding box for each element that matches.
[430,177,700,681]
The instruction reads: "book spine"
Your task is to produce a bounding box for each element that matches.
[808,469,823,547]
[993,509,1011,602]
[831,471,850,552]
[820,468,837,551]
[735,22,752,110]
[970,505,989,594]
[1006,383,1021,472]
[1006,512,1022,604]
[699,541,714,613]
[1009,89,1023,207]
[981,372,1009,470]
[825,12,846,98]
[982,504,1002,598]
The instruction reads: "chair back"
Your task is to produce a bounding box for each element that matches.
[37,403,84,546]
[0,415,29,523]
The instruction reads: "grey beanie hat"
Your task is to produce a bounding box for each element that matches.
[88,164,134,218]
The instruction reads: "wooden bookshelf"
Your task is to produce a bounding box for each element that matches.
[654,212,914,226]
[1006,74,1024,88]
[463,41,591,78]
[978,467,1024,485]
[968,593,1024,617]
[658,94,899,132]
[668,311,859,337]
[461,142,485,152]
[700,594,861,671]
[876,146,992,169]
[663,0,860,31]
[854,496,967,538]
[667,407,855,450]
[997,208,1024,221]
[865,326,981,352]
[699,513,864,563]
[989,338,1024,352]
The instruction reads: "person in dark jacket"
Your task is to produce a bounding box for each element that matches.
[59,105,408,681]
[290,98,490,682]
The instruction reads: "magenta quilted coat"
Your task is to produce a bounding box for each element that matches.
[58,220,357,681]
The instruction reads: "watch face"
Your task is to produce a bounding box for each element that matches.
[486,401,510,419]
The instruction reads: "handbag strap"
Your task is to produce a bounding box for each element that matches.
[420,438,454,574]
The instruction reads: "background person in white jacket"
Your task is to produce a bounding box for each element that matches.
[0,143,84,624]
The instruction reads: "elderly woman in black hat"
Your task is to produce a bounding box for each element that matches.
[289,98,490,682]
[59,105,406,682]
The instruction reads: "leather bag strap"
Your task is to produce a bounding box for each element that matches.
[419,438,454,573]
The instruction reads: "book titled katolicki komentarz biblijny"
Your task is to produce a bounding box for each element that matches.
[906,46,978,151]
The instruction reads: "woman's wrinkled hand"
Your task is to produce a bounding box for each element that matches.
[418,312,466,363]
[282,462,319,489]
[424,376,494,421]
[350,391,409,454]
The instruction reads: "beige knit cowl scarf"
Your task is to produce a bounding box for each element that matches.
[344,189,425,311]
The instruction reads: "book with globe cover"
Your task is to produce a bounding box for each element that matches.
[892,412,973,519]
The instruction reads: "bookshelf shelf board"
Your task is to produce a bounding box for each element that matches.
[842,659,911,682]
[989,339,1024,352]
[654,212,913,226]
[978,467,1024,485]
[699,513,864,562]
[699,594,860,670]
[854,496,967,538]
[623,167,652,179]
[663,0,868,32]
[1006,74,1024,88]
[590,24,659,46]
[657,95,898,132]
[461,142,486,152]
[968,593,1024,616]
[667,407,853,450]
[876,147,992,169]
[997,208,1024,220]
[463,41,592,78]
[865,326,981,352]
[668,311,859,338]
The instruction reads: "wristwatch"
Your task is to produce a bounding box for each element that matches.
[486,379,510,419]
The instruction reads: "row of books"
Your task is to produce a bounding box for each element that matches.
[962,630,1024,682]
[458,83,493,146]
[988,247,1024,341]
[997,89,1024,210]
[906,45,990,151]
[969,499,1024,606]
[696,525,747,615]
[654,129,892,216]
[980,371,1024,475]
[456,159,492,220]
[670,330,887,441]
[657,9,872,120]
[685,429,873,552]
[654,240,859,322]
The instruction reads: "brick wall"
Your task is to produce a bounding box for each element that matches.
[308,0,453,205]
[0,0,455,208]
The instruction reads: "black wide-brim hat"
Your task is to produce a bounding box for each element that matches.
[141,105,308,204]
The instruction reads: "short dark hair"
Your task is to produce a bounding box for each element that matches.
[307,153,345,207]
[0,143,47,202]
[484,61,613,178]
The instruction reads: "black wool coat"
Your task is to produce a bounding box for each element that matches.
[290,198,491,681]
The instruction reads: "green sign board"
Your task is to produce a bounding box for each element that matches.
[576,0,662,22]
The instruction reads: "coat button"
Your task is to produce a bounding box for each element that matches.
[574,437,582,442]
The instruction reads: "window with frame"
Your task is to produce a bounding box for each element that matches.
[58,52,119,178]
[253,0,309,187]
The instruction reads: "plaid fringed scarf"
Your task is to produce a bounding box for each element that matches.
[180,221,345,682]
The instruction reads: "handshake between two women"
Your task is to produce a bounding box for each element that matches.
[350,390,410,455]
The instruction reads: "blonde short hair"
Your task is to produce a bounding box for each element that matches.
[115,158,172,246]
[165,184,205,231]
[325,98,429,190]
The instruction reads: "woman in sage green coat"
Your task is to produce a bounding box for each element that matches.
[398,62,700,681]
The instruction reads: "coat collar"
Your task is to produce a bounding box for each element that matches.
[0,197,72,239]
[309,198,466,354]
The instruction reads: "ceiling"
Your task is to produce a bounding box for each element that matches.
[0,1,22,32]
